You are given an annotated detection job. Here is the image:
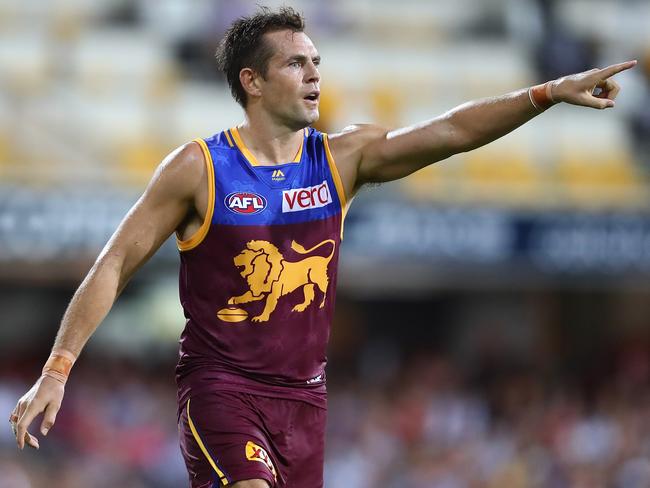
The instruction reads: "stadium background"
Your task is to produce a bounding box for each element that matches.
[1,0,649,486]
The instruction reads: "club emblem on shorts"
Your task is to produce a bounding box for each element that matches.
[245,441,277,480]
[216,239,335,323]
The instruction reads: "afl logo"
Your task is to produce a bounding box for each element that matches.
[225,192,267,215]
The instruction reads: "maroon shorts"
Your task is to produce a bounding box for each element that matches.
[178,390,326,487]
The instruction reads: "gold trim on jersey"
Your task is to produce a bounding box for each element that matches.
[186,399,229,486]
[177,138,215,251]
[323,133,348,240]
[224,130,234,147]
[230,126,305,166]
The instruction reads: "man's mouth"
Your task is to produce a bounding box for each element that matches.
[304,91,320,102]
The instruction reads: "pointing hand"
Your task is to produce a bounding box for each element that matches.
[549,60,637,109]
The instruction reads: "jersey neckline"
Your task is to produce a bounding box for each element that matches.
[229,126,308,167]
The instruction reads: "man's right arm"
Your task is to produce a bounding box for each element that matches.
[10,141,206,449]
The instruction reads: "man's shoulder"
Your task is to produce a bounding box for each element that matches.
[318,124,388,197]
[327,124,387,151]
[326,123,387,162]
[149,141,207,200]
[165,141,206,174]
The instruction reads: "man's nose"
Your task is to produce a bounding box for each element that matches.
[305,63,320,84]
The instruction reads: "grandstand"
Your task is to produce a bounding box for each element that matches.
[1,0,648,204]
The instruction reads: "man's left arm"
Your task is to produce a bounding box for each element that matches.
[330,60,636,194]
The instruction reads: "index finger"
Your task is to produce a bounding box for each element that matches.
[598,60,637,79]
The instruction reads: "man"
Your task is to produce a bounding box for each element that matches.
[9,6,635,488]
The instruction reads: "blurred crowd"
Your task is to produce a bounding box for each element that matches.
[325,356,650,488]
[1,347,648,488]
[0,358,185,488]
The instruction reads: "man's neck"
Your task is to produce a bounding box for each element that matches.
[236,116,305,166]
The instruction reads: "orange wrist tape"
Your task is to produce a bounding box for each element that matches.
[528,81,556,111]
[42,350,76,384]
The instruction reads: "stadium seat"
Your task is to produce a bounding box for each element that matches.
[0,33,51,95]
[459,145,544,206]
[555,149,647,208]
[71,29,174,98]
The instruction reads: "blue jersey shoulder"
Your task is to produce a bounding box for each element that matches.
[199,128,343,226]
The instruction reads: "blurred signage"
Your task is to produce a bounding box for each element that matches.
[2,187,650,275]
[344,201,650,274]
[0,186,176,262]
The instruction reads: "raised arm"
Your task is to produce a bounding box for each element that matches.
[329,60,637,195]
[10,141,206,449]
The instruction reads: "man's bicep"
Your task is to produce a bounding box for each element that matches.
[357,116,458,183]
[100,143,204,283]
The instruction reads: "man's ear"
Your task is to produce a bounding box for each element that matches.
[240,68,263,100]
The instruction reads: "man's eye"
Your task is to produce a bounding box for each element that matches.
[289,62,301,68]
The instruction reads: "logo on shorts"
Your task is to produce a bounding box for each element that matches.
[225,192,267,215]
[246,441,277,480]
[307,373,324,384]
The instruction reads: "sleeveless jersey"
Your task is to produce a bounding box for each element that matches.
[175,127,346,410]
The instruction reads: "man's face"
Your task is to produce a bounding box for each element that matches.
[256,30,321,129]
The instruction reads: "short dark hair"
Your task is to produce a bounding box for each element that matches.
[215,6,306,107]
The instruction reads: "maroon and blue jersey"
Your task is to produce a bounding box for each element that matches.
[175,127,346,409]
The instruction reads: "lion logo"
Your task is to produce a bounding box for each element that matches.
[225,238,336,323]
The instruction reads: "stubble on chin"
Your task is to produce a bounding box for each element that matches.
[286,108,319,130]
[308,110,319,125]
